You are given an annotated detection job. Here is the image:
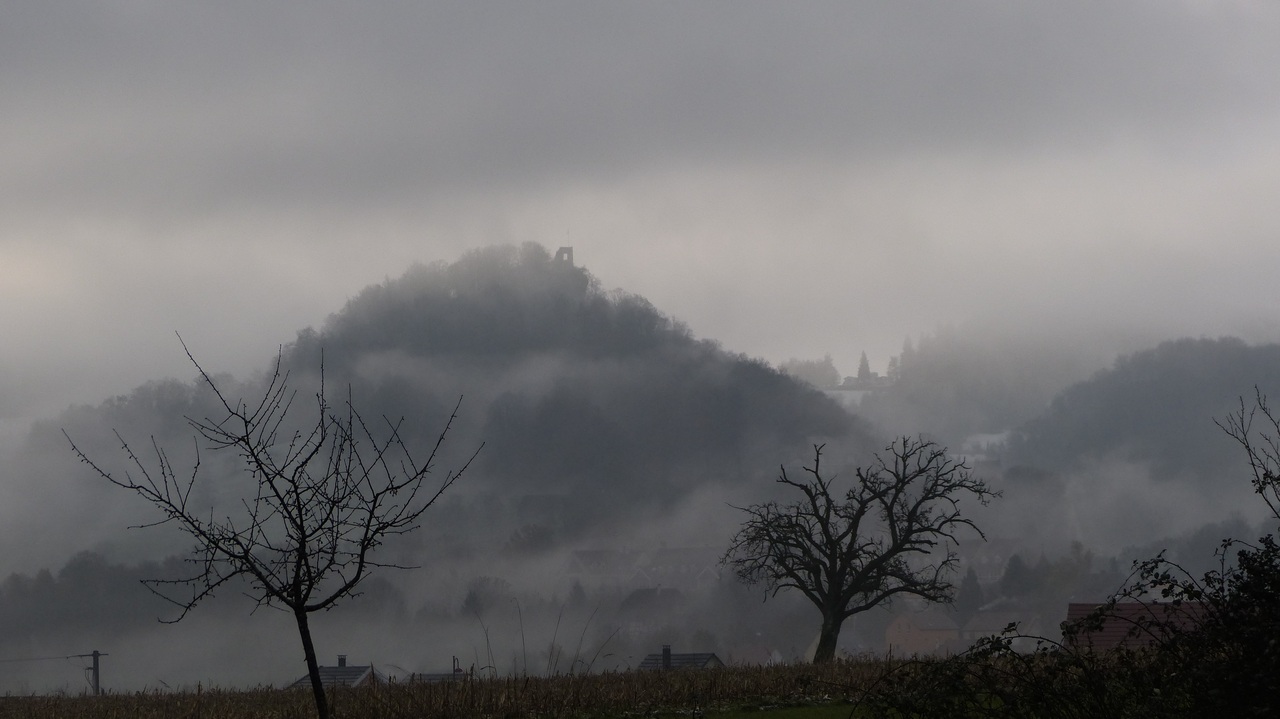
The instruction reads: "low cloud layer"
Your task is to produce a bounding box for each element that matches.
[4,3,1280,692]
[5,2,1280,426]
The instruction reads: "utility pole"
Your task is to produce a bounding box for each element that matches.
[69,651,107,695]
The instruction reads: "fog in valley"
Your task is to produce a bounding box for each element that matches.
[3,246,1279,692]
[5,1,1280,695]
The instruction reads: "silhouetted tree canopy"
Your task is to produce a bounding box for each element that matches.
[724,438,996,663]
[292,244,681,362]
[780,355,841,390]
[857,352,872,382]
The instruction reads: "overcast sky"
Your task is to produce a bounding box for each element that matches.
[5,1,1280,427]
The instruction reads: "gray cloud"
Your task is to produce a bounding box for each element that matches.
[7,4,1280,692]
[4,2,1280,499]
[6,2,1277,219]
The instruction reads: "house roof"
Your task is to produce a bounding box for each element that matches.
[288,663,384,689]
[637,652,724,670]
[1064,602,1205,651]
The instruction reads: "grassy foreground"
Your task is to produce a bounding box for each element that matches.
[0,662,882,719]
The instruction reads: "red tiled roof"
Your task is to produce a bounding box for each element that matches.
[1064,602,1205,651]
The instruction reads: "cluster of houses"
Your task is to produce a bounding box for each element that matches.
[882,599,1206,658]
[293,597,1202,690]
[288,536,1202,688]
[292,645,724,689]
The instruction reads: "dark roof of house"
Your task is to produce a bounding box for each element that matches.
[1064,602,1205,651]
[637,652,725,670]
[288,663,384,689]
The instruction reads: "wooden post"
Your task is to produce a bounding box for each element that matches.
[91,651,101,695]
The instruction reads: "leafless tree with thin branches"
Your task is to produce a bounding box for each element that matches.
[65,340,481,718]
[723,437,997,663]
[1217,388,1280,522]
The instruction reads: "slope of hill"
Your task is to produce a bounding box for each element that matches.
[1005,337,1280,483]
[22,243,873,569]
[281,244,870,527]
[0,243,886,691]
[969,337,1280,556]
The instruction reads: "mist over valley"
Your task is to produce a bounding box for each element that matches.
[6,2,1280,698]
[1,245,1275,692]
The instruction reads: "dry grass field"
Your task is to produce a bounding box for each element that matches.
[0,662,884,719]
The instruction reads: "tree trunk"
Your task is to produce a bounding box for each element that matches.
[812,612,846,663]
[295,608,329,719]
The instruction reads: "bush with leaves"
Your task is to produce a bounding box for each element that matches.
[1105,535,1280,717]
[864,392,1280,718]
[859,617,1184,719]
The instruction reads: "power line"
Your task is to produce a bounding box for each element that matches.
[0,654,86,664]
[0,651,108,695]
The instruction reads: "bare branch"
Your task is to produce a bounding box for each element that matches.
[1216,388,1280,521]
[65,345,479,718]
[723,437,998,663]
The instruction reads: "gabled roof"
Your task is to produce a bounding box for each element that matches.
[637,652,724,670]
[1064,602,1205,651]
[288,663,384,689]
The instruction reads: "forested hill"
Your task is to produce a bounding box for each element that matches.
[37,243,871,563]
[1005,337,1280,483]
[277,244,870,516]
[294,244,676,360]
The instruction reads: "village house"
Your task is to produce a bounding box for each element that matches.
[1063,602,1205,651]
[637,644,724,670]
[287,655,385,689]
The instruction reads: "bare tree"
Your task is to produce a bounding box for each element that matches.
[65,343,480,718]
[1217,388,1280,522]
[723,437,997,663]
